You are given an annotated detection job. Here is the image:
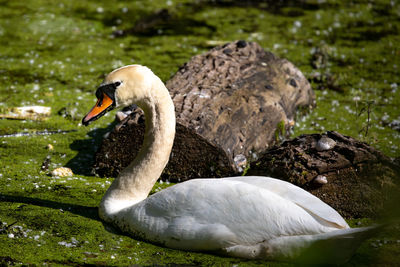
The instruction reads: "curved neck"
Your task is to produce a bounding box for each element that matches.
[100,80,175,217]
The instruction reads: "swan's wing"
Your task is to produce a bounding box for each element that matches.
[119,183,239,250]
[226,176,349,229]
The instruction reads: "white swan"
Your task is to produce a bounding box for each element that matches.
[82,65,376,263]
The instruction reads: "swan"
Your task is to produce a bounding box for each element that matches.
[82,65,376,263]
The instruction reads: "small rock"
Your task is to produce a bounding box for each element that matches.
[51,167,73,177]
[316,136,336,151]
[313,175,328,185]
[116,111,128,122]
[234,154,247,167]
[46,144,54,150]
[234,154,247,172]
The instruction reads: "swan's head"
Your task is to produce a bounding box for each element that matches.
[82,65,155,126]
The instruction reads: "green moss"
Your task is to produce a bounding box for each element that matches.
[1,0,399,265]
[241,163,251,176]
[275,120,286,142]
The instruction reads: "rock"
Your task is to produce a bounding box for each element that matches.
[313,175,328,185]
[46,144,54,150]
[93,41,315,179]
[168,40,315,161]
[51,167,73,177]
[248,131,400,218]
[316,136,336,151]
[233,154,247,172]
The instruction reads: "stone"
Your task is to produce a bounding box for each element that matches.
[51,167,73,177]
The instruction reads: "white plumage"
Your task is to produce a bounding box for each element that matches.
[82,65,376,264]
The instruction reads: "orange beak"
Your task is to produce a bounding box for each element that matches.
[82,93,114,126]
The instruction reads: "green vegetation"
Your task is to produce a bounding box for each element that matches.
[0,0,399,265]
[275,120,286,142]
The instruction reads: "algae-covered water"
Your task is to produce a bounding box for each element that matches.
[1,0,399,265]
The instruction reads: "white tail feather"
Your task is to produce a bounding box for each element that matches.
[223,226,379,264]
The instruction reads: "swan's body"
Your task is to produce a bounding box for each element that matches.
[82,65,376,263]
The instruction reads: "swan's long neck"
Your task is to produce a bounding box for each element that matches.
[99,77,175,218]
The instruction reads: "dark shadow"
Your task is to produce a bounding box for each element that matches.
[198,0,328,11]
[0,194,100,221]
[106,0,334,40]
[0,194,129,266]
[111,8,216,38]
[338,20,398,42]
[0,195,153,243]
[0,193,148,239]
[66,0,334,41]
[65,121,117,176]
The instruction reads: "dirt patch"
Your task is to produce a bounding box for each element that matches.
[93,108,234,181]
[248,131,400,218]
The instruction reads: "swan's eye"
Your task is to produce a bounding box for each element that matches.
[95,82,118,106]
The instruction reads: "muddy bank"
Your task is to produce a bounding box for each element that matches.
[249,131,400,218]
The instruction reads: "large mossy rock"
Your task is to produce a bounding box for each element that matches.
[93,40,315,179]
[168,40,315,161]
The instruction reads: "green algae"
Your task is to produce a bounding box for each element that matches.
[1,0,399,265]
